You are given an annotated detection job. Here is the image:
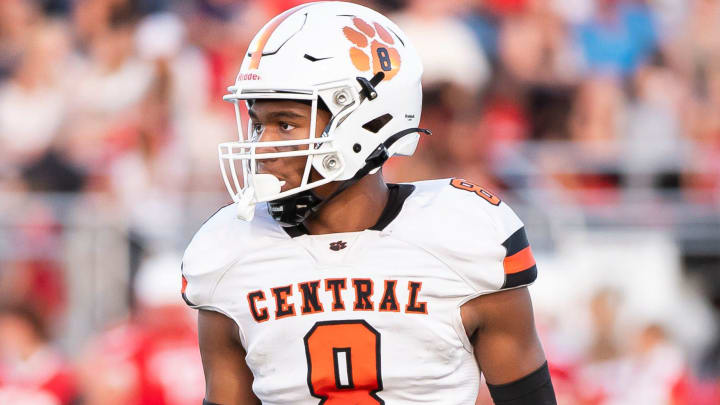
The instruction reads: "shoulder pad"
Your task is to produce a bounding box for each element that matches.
[181,203,284,308]
[394,178,537,293]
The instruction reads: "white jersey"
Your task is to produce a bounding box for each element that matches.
[182,178,538,405]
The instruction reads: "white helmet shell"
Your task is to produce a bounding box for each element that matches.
[219,1,423,217]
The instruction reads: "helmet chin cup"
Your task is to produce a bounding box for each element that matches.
[236,174,286,221]
[252,174,285,201]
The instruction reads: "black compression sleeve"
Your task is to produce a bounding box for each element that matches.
[202,400,221,405]
[486,361,557,405]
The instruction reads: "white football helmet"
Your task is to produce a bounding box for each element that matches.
[219,1,426,224]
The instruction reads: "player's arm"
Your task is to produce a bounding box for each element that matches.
[462,287,556,405]
[198,309,260,405]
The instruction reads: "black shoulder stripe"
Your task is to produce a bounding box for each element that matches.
[502,227,530,257]
[502,265,537,289]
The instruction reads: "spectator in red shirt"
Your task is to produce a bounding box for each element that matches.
[77,252,205,405]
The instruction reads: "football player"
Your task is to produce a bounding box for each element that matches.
[182,2,556,404]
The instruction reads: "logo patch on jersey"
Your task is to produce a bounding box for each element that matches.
[342,17,401,80]
[329,241,348,251]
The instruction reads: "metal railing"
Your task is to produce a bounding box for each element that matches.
[0,183,717,352]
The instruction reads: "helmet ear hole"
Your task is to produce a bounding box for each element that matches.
[361,113,393,133]
[317,97,331,113]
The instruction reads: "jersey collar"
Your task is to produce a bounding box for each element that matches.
[282,183,415,238]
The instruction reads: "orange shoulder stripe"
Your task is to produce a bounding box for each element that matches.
[503,246,536,274]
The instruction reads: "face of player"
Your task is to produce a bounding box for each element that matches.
[248,100,331,193]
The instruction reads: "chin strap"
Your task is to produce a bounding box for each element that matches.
[268,126,431,227]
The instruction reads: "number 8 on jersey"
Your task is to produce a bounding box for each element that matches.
[304,320,384,404]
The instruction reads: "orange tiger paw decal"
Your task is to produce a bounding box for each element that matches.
[343,17,401,80]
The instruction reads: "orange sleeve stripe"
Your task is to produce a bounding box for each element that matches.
[181,275,188,294]
[503,246,536,274]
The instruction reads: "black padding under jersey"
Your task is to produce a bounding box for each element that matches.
[486,361,557,405]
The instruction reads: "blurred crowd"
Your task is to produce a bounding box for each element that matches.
[0,0,719,404]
